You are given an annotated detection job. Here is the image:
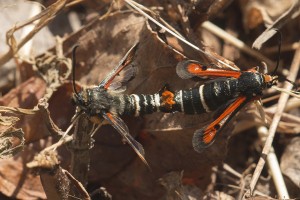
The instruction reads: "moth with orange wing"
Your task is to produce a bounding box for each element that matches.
[174,60,278,152]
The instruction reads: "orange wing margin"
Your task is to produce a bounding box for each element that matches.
[177,60,241,79]
[192,96,248,152]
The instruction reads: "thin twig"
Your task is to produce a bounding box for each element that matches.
[281,97,300,111]
[66,0,85,7]
[272,85,300,98]
[223,163,242,179]
[246,42,300,198]
[43,135,73,153]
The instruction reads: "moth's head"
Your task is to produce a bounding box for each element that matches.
[264,75,278,88]
[72,88,89,112]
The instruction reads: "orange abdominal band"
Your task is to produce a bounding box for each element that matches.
[161,90,175,110]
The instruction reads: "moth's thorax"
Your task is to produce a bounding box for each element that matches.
[75,86,113,116]
[238,72,266,97]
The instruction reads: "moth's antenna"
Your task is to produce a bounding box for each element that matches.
[72,45,80,97]
[271,30,298,90]
[271,30,282,76]
[278,76,298,90]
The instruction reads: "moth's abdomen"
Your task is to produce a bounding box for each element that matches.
[171,79,239,114]
[112,93,161,116]
[111,78,239,116]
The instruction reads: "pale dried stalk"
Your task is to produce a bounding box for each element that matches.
[258,126,289,199]
[16,3,42,85]
[246,43,300,198]
[18,3,42,57]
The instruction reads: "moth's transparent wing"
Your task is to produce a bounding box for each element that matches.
[192,96,249,152]
[102,112,149,167]
[100,43,139,89]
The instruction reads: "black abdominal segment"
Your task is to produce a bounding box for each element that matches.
[172,79,238,114]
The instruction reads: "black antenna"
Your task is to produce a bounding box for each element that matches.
[72,45,80,97]
[271,29,282,76]
[278,76,299,90]
[271,30,298,90]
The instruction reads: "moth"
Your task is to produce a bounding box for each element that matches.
[72,43,279,165]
